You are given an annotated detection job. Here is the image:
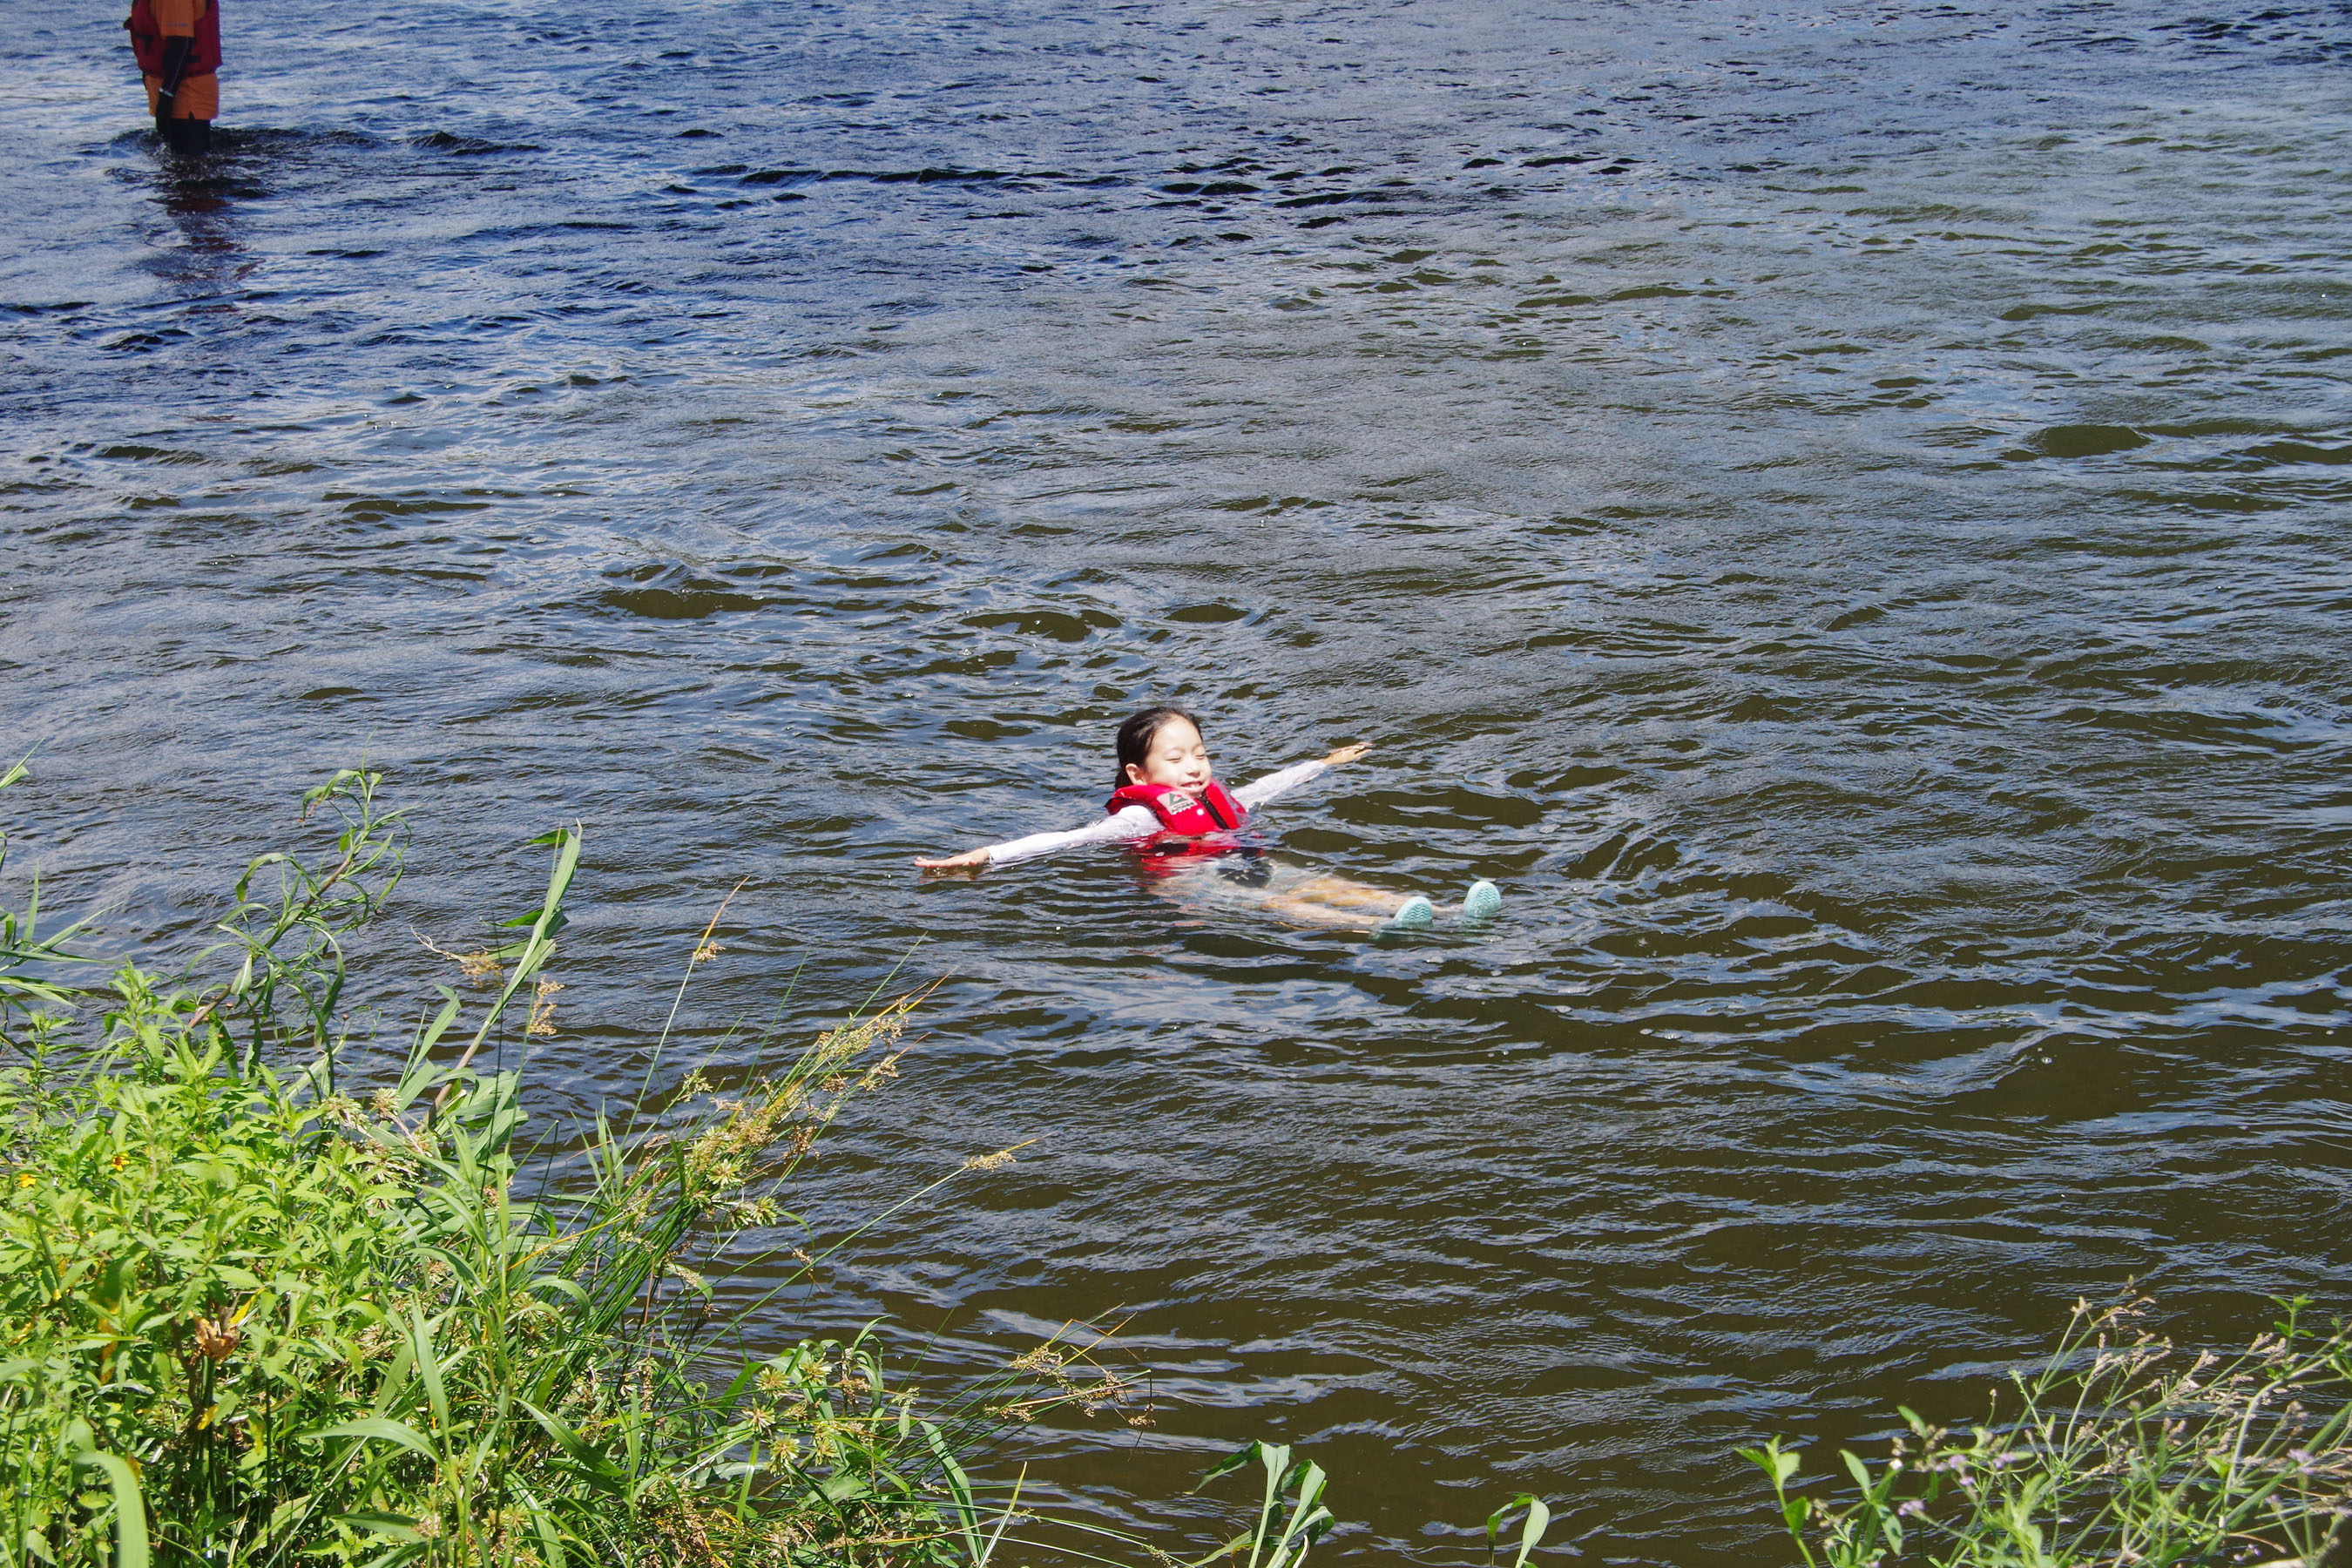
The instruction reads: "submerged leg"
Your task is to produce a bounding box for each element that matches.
[1159,862,1498,932]
[1256,876,1501,929]
[164,117,212,155]
[1249,873,1426,929]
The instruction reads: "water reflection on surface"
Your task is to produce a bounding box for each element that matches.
[5,0,2352,1560]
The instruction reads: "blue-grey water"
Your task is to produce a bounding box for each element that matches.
[7,0,2352,1560]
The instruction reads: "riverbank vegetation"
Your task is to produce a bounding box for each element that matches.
[0,765,1159,1566]
[1747,1297,2352,1568]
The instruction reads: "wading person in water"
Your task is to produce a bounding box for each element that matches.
[126,0,220,156]
[914,706,1503,930]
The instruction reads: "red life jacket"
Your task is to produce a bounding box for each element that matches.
[126,0,221,79]
[1105,779,1247,848]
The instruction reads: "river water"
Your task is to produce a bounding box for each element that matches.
[7,0,2352,1559]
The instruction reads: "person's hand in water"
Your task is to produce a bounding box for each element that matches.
[1322,741,1371,767]
[914,846,992,872]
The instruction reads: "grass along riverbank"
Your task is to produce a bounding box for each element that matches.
[1746,1305,2352,1568]
[0,765,1164,1566]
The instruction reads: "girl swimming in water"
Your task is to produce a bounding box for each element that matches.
[913,706,1503,930]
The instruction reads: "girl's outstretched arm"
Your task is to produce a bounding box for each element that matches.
[1232,741,1370,810]
[915,804,1160,871]
[912,846,992,870]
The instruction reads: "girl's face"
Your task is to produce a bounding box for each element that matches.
[1127,716,1213,789]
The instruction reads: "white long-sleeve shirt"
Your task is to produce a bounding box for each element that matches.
[979,758,1331,866]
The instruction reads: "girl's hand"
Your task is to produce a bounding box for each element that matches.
[1322,741,1371,767]
[914,847,992,871]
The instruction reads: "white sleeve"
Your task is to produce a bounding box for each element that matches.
[1232,758,1329,810]
[982,805,1159,867]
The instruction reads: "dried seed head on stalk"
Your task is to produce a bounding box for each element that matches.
[1082,1373,1137,1415]
[686,878,747,969]
[527,978,563,1036]
[416,931,503,985]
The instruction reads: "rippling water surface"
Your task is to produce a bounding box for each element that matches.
[9,0,2352,1558]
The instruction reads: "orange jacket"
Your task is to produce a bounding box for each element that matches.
[125,0,220,78]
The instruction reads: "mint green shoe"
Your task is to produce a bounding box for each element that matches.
[1387,896,1436,930]
[1462,880,1503,921]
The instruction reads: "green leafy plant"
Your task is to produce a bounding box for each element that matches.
[0,770,1128,1567]
[1190,1441,1336,1568]
[0,758,99,1017]
[1744,1297,2352,1568]
[1486,1493,1551,1568]
[203,767,411,1075]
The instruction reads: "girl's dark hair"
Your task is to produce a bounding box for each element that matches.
[1113,706,1200,789]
